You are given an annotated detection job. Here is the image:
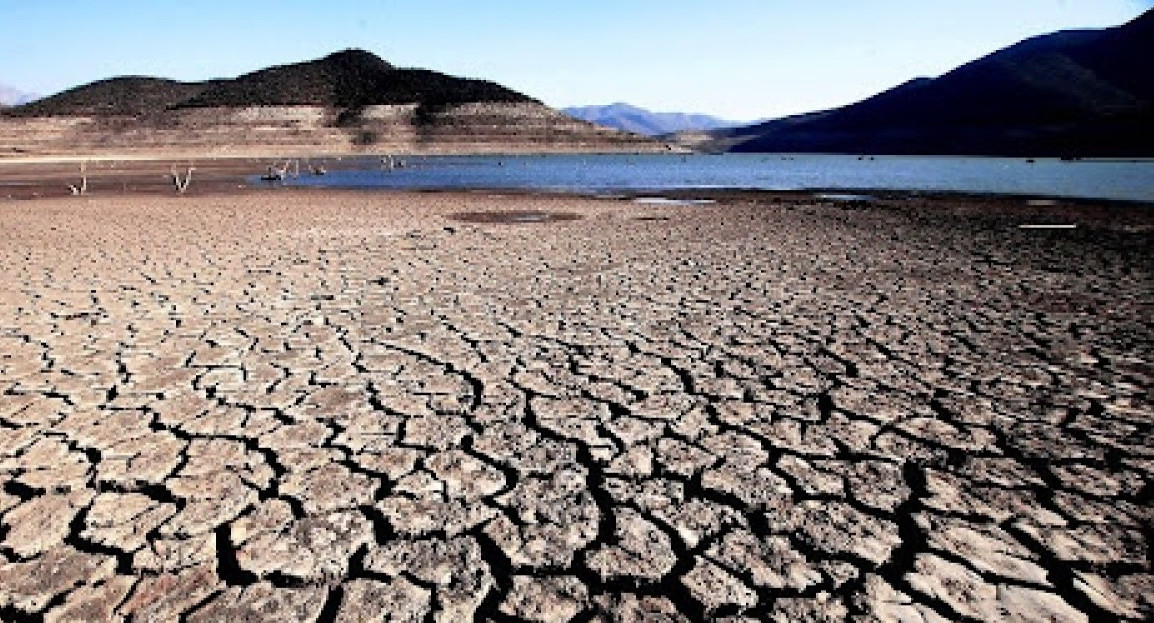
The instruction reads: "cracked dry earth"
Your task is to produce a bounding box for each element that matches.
[0,191,1151,623]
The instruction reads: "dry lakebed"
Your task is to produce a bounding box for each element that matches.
[0,187,1151,622]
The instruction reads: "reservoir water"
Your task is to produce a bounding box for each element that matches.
[274,154,1154,202]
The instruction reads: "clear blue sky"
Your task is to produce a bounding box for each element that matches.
[2,0,1150,120]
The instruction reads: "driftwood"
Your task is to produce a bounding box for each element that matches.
[261,163,286,182]
[67,161,88,196]
[261,160,298,182]
[381,154,408,170]
[303,158,326,176]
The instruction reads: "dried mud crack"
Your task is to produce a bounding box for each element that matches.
[0,190,1151,622]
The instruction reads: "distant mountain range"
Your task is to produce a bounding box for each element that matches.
[683,8,1154,156]
[0,83,38,107]
[563,103,743,136]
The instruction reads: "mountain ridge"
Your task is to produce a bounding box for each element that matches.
[0,83,38,107]
[688,9,1154,156]
[9,49,536,118]
[563,103,743,136]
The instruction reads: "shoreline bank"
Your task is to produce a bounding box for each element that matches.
[5,152,1153,205]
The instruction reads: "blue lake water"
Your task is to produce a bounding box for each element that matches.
[273,154,1154,202]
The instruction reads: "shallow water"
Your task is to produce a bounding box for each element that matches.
[274,154,1154,202]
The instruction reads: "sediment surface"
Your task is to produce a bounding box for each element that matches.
[0,103,661,159]
[0,190,1151,622]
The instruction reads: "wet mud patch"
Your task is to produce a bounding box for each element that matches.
[449,211,581,224]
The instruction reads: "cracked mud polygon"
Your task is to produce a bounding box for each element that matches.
[0,191,1151,622]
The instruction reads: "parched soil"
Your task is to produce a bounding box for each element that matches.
[0,190,1151,622]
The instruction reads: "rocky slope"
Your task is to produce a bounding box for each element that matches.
[0,50,659,157]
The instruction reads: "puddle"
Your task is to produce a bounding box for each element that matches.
[815,193,874,202]
[632,197,716,206]
[449,211,581,224]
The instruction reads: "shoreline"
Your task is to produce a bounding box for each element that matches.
[3,153,1153,206]
[2,175,1151,233]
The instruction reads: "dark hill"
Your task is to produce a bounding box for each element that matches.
[179,49,534,108]
[724,9,1154,156]
[7,49,536,117]
[11,77,212,116]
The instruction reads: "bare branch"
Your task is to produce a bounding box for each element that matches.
[170,164,195,194]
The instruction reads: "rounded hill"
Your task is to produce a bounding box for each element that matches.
[178,49,535,109]
[7,49,536,117]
